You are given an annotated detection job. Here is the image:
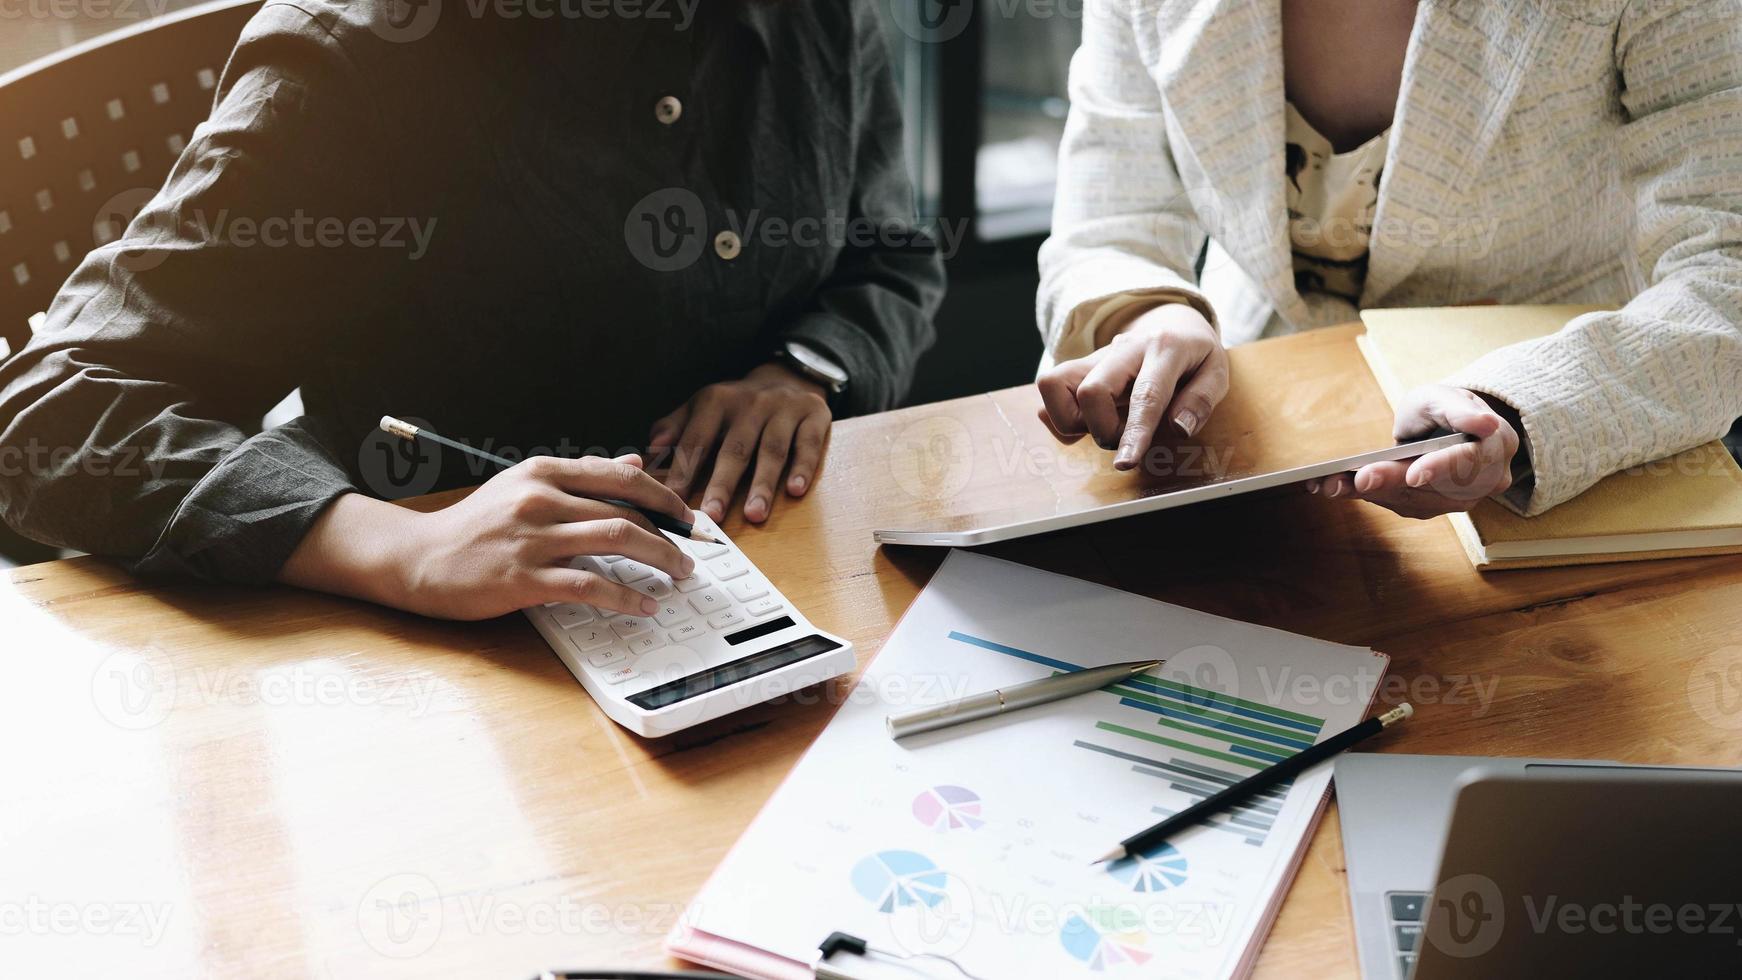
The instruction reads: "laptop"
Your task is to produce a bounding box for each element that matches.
[1334,753,1742,979]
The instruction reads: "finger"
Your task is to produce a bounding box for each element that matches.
[665,395,726,497]
[529,455,692,521]
[1405,417,1511,494]
[745,409,800,523]
[1395,386,1498,441]
[1304,477,1321,494]
[1353,460,1410,496]
[545,517,694,581]
[1076,344,1145,450]
[1115,348,1189,470]
[533,566,658,617]
[786,410,830,497]
[1036,355,1098,438]
[1165,352,1230,439]
[1320,473,1357,499]
[542,493,662,536]
[649,405,689,451]
[702,413,764,522]
[1036,407,1088,445]
[614,452,644,470]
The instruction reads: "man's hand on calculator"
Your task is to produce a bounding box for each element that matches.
[280,452,697,622]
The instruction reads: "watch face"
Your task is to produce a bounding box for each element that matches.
[788,342,848,387]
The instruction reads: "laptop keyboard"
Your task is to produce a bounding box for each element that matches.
[1386,892,1425,977]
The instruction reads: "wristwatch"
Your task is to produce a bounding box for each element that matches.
[774,339,849,406]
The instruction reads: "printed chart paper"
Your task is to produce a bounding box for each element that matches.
[679,551,1387,978]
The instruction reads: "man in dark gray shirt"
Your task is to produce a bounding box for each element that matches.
[0,0,942,619]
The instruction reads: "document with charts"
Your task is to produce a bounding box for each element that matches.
[670,551,1388,979]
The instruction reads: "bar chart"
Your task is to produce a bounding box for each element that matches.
[945,630,1328,848]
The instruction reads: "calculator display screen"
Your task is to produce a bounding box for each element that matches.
[627,625,844,711]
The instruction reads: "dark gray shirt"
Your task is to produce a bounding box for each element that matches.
[0,0,942,584]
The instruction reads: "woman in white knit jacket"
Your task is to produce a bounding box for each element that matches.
[1037,0,1742,519]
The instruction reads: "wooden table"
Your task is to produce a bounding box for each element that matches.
[6,325,1741,979]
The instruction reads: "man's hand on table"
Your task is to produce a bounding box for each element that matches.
[1036,303,1229,469]
[1307,384,1521,519]
[651,361,832,525]
[280,454,695,621]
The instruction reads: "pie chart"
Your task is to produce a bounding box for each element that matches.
[1105,842,1189,893]
[911,785,985,831]
[1060,909,1153,971]
[849,850,950,914]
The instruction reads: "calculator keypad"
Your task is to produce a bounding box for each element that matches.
[534,513,797,694]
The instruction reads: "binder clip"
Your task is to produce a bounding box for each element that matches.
[812,932,986,979]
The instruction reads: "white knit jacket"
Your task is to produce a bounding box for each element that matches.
[1037,0,1742,514]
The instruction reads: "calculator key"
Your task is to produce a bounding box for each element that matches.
[1394,924,1420,953]
[745,596,783,618]
[669,623,705,643]
[587,647,629,668]
[688,589,728,614]
[689,540,729,560]
[610,615,652,638]
[1397,954,1415,978]
[635,578,673,600]
[626,634,666,656]
[597,664,641,685]
[709,556,749,580]
[611,560,656,584]
[674,574,711,594]
[551,604,596,629]
[565,626,614,653]
[728,579,768,603]
[653,602,691,627]
[1388,893,1426,922]
[599,554,626,563]
[707,608,747,631]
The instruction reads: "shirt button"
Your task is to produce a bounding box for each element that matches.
[714,230,742,261]
[655,96,683,125]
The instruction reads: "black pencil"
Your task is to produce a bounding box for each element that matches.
[1092,703,1414,864]
[378,416,721,544]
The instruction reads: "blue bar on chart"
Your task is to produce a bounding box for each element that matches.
[947,630,1329,849]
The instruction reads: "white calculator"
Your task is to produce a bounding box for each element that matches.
[523,512,855,737]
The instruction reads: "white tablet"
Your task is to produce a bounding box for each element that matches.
[872,432,1473,547]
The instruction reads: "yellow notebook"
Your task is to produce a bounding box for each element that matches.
[1357,305,1742,570]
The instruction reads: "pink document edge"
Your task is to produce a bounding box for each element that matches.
[665,924,813,980]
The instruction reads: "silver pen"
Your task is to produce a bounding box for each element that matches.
[887,659,1164,739]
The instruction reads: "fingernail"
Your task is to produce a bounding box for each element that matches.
[640,598,657,616]
[747,496,767,521]
[682,556,696,576]
[704,499,723,519]
[1114,446,1135,469]
[1173,410,1200,437]
[1408,469,1430,488]
[788,475,807,494]
[1307,482,1319,495]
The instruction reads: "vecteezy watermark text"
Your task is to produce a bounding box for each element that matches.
[0,898,172,947]
[95,189,438,274]
[0,0,171,21]
[625,188,966,273]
